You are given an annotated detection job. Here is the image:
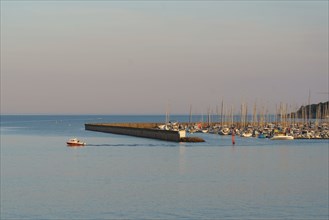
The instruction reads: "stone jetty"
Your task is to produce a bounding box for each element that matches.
[85,123,205,142]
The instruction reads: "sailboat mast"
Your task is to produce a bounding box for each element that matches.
[221,100,224,125]
[189,104,192,125]
[165,102,170,124]
[253,101,257,127]
[308,89,311,124]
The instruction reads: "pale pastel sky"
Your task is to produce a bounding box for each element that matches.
[1,1,328,114]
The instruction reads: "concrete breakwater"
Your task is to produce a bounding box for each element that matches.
[85,123,204,142]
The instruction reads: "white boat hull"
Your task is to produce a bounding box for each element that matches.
[241,133,252,138]
[270,135,294,140]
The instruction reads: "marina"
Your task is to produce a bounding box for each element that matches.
[83,101,329,142]
[85,104,329,141]
[180,101,329,140]
[181,121,329,140]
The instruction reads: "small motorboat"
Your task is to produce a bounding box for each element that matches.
[270,134,294,140]
[218,127,230,135]
[66,138,86,146]
[241,131,253,138]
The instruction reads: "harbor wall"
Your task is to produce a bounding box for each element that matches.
[85,123,186,142]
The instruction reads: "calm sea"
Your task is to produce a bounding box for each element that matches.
[1,115,328,219]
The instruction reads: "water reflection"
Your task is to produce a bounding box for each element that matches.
[179,145,186,174]
[2,133,328,219]
[278,146,290,171]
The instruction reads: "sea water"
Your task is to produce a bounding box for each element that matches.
[1,115,328,219]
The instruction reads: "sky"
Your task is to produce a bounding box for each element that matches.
[1,1,328,115]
